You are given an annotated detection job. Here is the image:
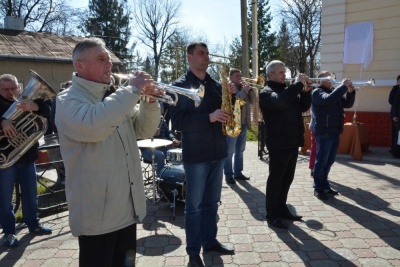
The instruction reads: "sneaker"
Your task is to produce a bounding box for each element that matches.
[3,234,19,248]
[30,224,52,235]
[324,188,339,195]
[225,177,236,184]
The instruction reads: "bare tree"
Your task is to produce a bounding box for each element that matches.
[0,0,85,35]
[132,0,181,80]
[280,0,321,76]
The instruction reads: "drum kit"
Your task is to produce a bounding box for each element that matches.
[137,138,185,219]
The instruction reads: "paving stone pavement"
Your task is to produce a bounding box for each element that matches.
[0,142,399,267]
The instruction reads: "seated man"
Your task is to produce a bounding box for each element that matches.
[140,115,180,176]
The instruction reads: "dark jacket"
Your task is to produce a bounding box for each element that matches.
[389,85,399,118]
[0,95,50,164]
[169,70,227,163]
[310,84,355,135]
[259,80,311,150]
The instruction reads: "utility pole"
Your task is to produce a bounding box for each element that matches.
[251,0,258,78]
[241,0,249,77]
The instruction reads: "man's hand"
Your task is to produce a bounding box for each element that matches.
[1,119,17,138]
[172,139,181,147]
[342,78,354,92]
[16,99,39,112]
[228,82,237,94]
[209,109,230,123]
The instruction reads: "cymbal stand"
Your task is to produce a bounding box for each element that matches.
[150,147,169,205]
[171,189,178,220]
[150,147,157,203]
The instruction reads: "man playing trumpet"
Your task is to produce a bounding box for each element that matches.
[224,68,256,184]
[55,37,161,266]
[259,60,312,229]
[310,71,355,200]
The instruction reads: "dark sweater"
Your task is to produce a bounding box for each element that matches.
[310,85,355,134]
[169,70,227,163]
[259,80,311,150]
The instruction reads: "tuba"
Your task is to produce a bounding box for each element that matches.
[219,63,245,137]
[0,70,57,169]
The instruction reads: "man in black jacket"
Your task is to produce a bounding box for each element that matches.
[259,60,312,229]
[388,75,400,153]
[169,42,234,267]
[311,71,355,200]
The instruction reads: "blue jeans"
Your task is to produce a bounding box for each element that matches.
[224,124,247,178]
[0,162,40,234]
[313,133,340,190]
[183,159,224,255]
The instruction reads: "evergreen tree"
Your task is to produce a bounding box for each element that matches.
[228,37,243,71]
[83,0,132,63]
[247,0,278,76]
[277,19,297,78]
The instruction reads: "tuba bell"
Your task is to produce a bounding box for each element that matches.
[0,70,57,169]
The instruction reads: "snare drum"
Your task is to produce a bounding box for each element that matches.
[159,164,185,202]
[166,148,182,165]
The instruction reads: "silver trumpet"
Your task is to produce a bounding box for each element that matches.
[112,73,204,107]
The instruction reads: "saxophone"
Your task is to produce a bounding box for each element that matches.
[220,63,245,137]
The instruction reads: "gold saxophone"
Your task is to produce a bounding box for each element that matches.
[219,63,245,137]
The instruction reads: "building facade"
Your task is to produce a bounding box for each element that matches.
[321,0,400,146]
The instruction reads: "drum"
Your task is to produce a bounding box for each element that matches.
[158,164,185,202]
[166,148,182,165]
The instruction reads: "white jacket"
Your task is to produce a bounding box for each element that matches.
[55,74,159,236]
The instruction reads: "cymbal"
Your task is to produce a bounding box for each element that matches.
[137,138,173,148]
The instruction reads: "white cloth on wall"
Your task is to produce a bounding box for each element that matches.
[343,21,374,69]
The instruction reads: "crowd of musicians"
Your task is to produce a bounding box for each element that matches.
[1,37,378,267]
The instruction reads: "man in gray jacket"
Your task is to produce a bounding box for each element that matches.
[55,37,160,266]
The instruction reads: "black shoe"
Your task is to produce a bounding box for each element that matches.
[234,174,250,180]
[283,212,303,221]
[225,177,236,184]
[314,189,328,200]
[324,188,339,195]
[187,254,205,267]
[204,241,235,255]
[266,218,288,229]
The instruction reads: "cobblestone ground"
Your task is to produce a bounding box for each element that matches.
[0,142,399,267]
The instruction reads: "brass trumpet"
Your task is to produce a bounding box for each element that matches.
[241,76,266,89]
[112,73,204,107]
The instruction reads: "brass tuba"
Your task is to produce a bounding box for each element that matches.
[219,63,245,137]
[0,70,57,169]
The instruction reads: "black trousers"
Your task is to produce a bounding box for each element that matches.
[78,224,137,267]
[266,147,299,218]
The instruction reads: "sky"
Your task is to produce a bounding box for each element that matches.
[69,0,281,52]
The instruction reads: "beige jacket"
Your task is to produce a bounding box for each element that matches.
[55,74,159,236]
[236,87,256,127]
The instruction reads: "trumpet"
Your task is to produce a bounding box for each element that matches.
[307,78,375,90]
[286,74,337,87]
[351,79,375,89]
[112,73,204,107]
[241,76,266,89]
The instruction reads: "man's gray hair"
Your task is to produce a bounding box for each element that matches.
[265,60,285,80]
[72,37,106,65]
[0,74,18,84]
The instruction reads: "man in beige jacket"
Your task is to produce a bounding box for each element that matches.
[55,37,160,267]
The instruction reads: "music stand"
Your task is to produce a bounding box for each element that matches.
[138,138,172,203]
